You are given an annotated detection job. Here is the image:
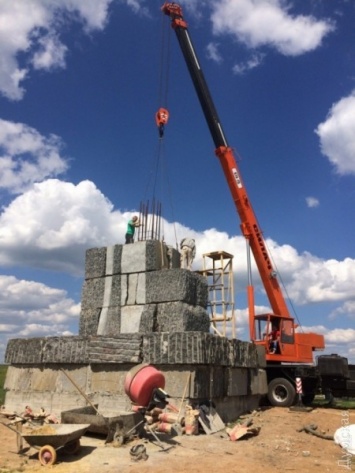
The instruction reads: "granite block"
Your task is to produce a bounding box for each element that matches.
[85,247,107,279]
[146,269,195,304]
[139,304,158,332]
[81,278,105,309]
[5,337,89,364]
[88,335,142,363]
[156,302,210,332]
[97,305,121,336]
[85,245,123,280]
[121,241,148,274]
[81,275,121,310]
[79,308,101,336]
[120,305,145,333]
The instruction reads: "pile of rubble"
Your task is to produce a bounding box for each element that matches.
[1,404,59,425]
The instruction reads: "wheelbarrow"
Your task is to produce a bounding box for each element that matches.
[2,421,90,466]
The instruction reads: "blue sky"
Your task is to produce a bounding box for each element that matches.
[0,0,354,363]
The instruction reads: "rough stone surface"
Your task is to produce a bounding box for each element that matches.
[85,247,107,279]
[120,306,144,334]
[5,337,89,364]
[139,304,158,332]
[81,278,106,310]
[98,305,121,337]
[227,368,248,396]
[141,332,259,368]
[146,269,207,306]
[79,308,101,336]
[166,246,181,269]
[156,302,210,332]
[122,273,146,305]
[121,241,167,274]
[85,245,122,280]
[88,335,142,364]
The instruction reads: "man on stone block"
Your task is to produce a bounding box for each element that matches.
[180,237,196,270]
[125,215,142,244]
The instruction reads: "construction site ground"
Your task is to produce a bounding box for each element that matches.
[0,406,354,473]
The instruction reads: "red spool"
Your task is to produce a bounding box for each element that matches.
[124,364,165,407]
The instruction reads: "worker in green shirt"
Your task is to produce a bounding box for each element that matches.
[125,216,142,244]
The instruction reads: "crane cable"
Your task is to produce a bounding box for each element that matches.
[144,12,178,248]
[263,237,304,332]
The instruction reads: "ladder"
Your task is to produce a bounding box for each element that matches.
[199,251,236,338]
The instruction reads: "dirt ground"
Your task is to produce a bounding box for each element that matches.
[0,406,354,473]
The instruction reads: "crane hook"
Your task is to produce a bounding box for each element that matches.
[155,107,169,138]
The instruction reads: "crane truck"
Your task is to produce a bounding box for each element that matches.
[161,2,355,406]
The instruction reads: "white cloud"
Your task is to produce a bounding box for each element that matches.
[0,179,120,275]
[330,300,355,320]
[284,254,355,304]
[206,42,223,63]
[1,179,355,305]
[306,196,319,208]
[315,91,355,176]
[325,328,355,345]
[233,52,265,75]
[0,274,79,361]
[0,119,69,194]
[0,0,113,100]
[32,34,68,70]
[210,0,334,56]
[125,0,150,16]
[301,325,355,362]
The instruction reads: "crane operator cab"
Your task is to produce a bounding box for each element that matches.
[254,314,296,359]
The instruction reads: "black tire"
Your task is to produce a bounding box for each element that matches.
[267,377,296,407]
[63,439,81,455]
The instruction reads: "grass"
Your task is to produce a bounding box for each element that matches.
[0,364,8,405]
[313,394,355,410]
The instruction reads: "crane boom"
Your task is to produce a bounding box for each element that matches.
[162,2,325,362]
[162,2,289,318]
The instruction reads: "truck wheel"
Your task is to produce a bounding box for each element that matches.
[267,378,296,407]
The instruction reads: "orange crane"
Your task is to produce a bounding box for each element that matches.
[162,2,325,406]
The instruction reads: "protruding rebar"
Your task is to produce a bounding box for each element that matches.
[137,199,163,241]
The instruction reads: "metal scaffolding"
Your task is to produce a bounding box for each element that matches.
[199,251,236,338]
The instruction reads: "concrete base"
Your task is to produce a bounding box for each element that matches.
[4,362,267,423]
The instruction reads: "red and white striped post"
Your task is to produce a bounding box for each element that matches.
[296,377,303,405]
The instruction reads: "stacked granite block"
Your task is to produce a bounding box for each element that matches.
[5,333,258,368]
[79,240,209,337]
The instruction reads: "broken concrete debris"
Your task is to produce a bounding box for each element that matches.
[297,423,333,440]
[226,416,261,441]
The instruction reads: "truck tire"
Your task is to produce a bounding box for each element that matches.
[267,378,296,407]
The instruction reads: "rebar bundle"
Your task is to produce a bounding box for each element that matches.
[137,199,162,241]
